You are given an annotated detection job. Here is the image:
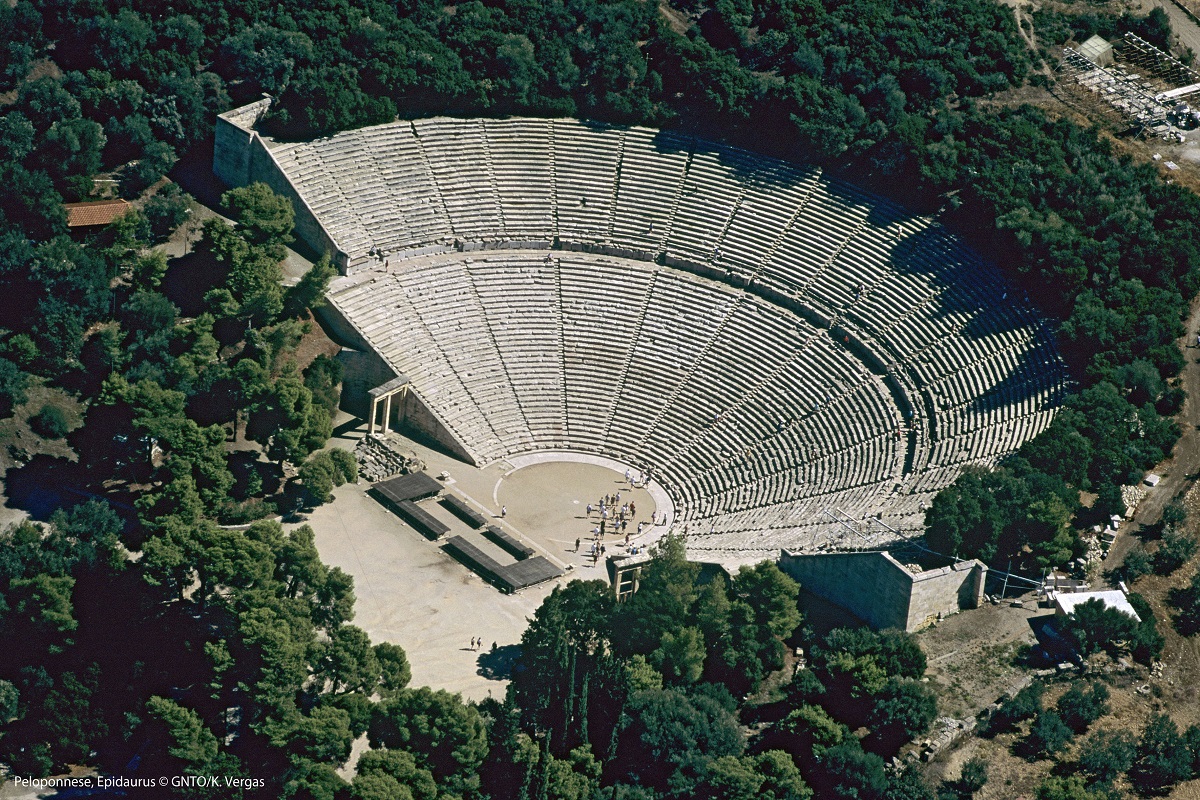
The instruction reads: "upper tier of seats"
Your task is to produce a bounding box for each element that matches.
[271,118,1069,556]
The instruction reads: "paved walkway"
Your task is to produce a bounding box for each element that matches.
[296,416,663,701]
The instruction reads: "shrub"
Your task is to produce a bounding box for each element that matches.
[1056,681,1109,733]
[1078,729,1135,784]
[1170,572,1200,636]
[1122,547,1152,582]
[142,183,191,241]
[958,756,988,794]
[986,683,1043,736]
[30,404,69,439]
[1025,711,1073,759]
[1154,530,1197,575]
[1131,713,1192,794]
[1035,775,1104,800]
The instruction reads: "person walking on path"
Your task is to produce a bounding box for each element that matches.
[574,537,581,552]
[501,506,507,518]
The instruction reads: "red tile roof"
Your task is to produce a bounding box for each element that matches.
[63,199,133,228]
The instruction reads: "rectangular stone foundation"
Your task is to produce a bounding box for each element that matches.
[778,550,986,632]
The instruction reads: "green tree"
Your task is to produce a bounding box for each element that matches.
[145,696,218,766]
[123,139,177,195]
[299,449,357,505]
[352,749,437,800]
[652,626,706,685]
[958,756,988,795]
[4,573,77,653]
[220,25,315,96]
[1063,598,1138,659]
[303,354,343,415]
[1025,711,1073,759]
[1123,546,1153,583]
[271,705,356,764]
[867,679,938,743]
[731,561,802,639]
[143,183,191,242]
[0,356,30,416]
[1131,713,1192,794]
[285,254,337,317]
[245,364,332,465]
[923,467,1029,563]
[202,217,284,323]
[696,752,812,800]
[1035,775,1105,800]
[368,687,488,796]
[815,741,890,800]
[614,532,700,657]
[1077,728,1135,785]
[614,686,744,793]
[220,182,295,257]
[1056,681,1109,733]
[29,403,68,438]
[1171,570,1200,635]
[315,624,380,695]
[0,680,17,723]
[513,579,616,751]
[375,642,411,697]
[772,703,849,763]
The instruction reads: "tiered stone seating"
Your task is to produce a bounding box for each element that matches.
[358,123,454,252]
[611,128,690,252]
[465,255,566,446]
[482,119,555,240]
[553,123,623,243]
[411,119,504,242]
[276,117,1070,557]
[558,257,656,448]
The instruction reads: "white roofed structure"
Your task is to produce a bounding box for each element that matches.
[1054,590,1141,623]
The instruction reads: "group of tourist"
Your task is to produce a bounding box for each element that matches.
[572,470,670,566]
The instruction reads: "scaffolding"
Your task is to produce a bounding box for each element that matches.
[1058,45,1170,136]
[1116,32,1200,99]
[1058,33,1200,140]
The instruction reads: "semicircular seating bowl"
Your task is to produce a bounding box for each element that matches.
[267,117,1070,559]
